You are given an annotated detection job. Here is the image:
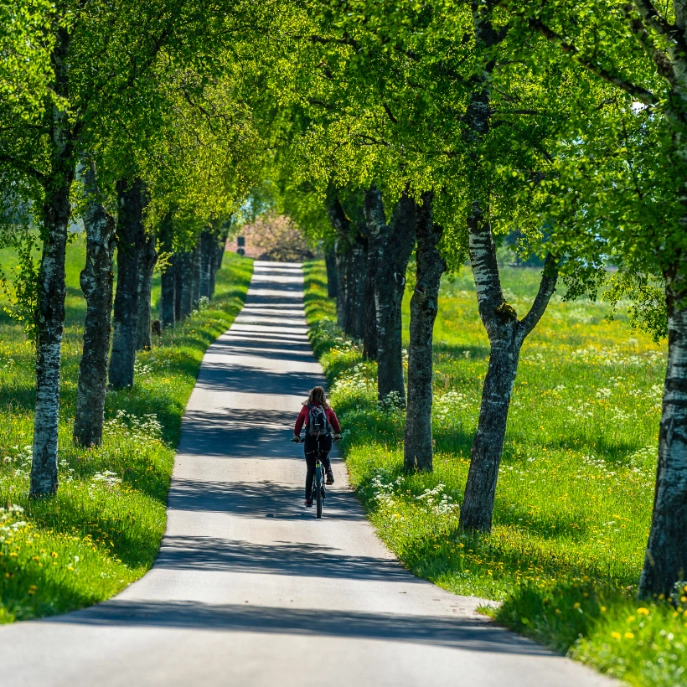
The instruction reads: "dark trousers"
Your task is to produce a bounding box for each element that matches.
[304,434,332,499]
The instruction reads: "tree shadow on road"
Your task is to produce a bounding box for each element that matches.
[168,478,362,521]
[154,536,406,580]
[53,599,550,656]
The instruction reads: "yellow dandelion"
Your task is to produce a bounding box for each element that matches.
[637,608,649,615]
[611,632,621,640]
[624,632,635,639]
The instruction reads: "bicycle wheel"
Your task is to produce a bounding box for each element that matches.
[315,465,323,518]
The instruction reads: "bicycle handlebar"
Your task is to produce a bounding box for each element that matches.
[291,433,342,443]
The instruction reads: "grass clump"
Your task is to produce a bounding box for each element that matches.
[303,259,684,686]
[0,238,252,623]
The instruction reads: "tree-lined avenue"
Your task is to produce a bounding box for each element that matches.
[0,263,612,687]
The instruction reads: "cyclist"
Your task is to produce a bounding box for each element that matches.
[292,386,341,507]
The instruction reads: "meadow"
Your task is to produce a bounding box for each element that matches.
[0,237,252,622]
[304,260,686,687]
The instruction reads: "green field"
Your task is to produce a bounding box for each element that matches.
[0,237,253,623]
[304,260,687,687]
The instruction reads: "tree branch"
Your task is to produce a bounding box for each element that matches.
[624,4,677,85]
[382,102,398,124]
[307,98,336,111]
[292,33,360,51]
[518,252,559,339]
[354,133,390,147]
[0,152,46,182]
[631,0,681,42]
[528,17,659,106]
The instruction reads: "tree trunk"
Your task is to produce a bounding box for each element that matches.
[161,260,176,328]
[191,242,201,310]
[640,259,687,597]
[335,244,349,330]
[180,251,193,318]
[404,192,444,471]
[362,187,387,360]
[73,162,115,448]
[209,222,229,298]
[460,208,558,532]
[136,229,157,350]
[30,26,75,497]
[160,219,175,328]
[327,194,368,339]
[347,231,368,340]
[200,229,213,300]
[363,265,377,358]
[325,248,338,299]
[327,196,353,332]
[174,253,184,323]
[108,178,145,389]
[216,224,228,271]
[209,236,219,299]
[376,192,417,403]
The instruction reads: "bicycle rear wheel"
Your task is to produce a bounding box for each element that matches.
[315,465,323,518]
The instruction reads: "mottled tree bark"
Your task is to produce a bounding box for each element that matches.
[216,224,228,271]
[209,238,219,299]
[209,222,229,299]
[159,218,175,328]
[108,178,145,389]
[136,229,157,350]
[173,254,183,321]
[180,251,193,318]
[200,229,213,299]
[327,197,352,331]
[640,256,687,597]
[31,26,76,497]
[460,208,558,532]
[404,192,444,472]
[376,192,417,403]
[335,244,349,331]
[191,242,201,309]
[161,260,176,328]
[327,194,368,338]
[73,162,115,448]
[347,231,368,340]
[362,187,387,360]
[325,248,338,299]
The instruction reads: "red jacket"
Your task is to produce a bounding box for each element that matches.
[295,403,341,436]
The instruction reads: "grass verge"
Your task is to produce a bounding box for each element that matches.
[0,239,252,623]
[303,259,686,687]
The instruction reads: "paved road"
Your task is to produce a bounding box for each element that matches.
[1,262,614,686]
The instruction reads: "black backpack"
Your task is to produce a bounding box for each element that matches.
[307,404,330,437]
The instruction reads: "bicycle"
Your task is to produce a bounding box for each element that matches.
[292,431,341,519]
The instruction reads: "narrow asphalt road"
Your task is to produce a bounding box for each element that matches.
[1,262,614,686]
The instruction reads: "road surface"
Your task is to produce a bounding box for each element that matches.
[0,261,614,686]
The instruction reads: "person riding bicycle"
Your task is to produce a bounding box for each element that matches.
[292,386,341,507]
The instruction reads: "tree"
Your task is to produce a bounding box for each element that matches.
[72,161,116,447]
[495,0,687,598]
[404,192,445,470]
[108,179,147,389]
[374,191,417,403]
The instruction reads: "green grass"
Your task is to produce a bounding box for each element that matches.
[0,236,253,623]
[304,260,686,687]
